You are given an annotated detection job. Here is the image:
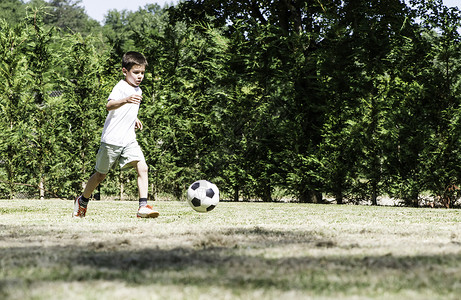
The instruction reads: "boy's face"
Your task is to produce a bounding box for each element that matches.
[123,64,145,87]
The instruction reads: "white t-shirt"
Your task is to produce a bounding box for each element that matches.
[101,80,141,146]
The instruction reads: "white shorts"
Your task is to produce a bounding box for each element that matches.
[95,141,145,174]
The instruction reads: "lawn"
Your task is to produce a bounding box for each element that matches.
[1,199,460,299]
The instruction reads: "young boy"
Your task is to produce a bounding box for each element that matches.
[73,51,159,218]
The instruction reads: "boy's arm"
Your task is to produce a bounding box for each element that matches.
[106,94,142,111]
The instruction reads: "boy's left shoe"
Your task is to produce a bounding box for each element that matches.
[137,205,159,218]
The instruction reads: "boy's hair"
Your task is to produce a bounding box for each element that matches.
[122,51,148,70]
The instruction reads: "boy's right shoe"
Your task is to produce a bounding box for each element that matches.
[137,205,159,218]
[72,195,87,218]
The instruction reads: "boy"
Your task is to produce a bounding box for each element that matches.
[73,51,159,218]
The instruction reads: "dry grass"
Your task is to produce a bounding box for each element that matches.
[1,199,461,299]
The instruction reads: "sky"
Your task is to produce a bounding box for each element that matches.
[81,0,460,24]
[443,0,460,7]
[80,0,176,23]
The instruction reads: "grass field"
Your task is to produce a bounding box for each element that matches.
[1,199,461,300]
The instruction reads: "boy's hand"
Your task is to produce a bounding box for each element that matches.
[135,118,143,130]
[107,94,143,111]
[126,94,142,105]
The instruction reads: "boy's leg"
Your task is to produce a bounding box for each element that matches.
[73,171,106,218]
[83,171,107,199]
[129,160,159,218]
[132,160,148,200]
[73,143,120,218]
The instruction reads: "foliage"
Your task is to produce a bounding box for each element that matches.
[0,0,460,207]
[0,18,30,198]
[29,0,102,35]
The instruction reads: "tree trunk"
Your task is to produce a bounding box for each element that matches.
[299,190,323,203]
[336,190,343,204]
[233,186,239,202]
[39,177,45,200]
[310,191,323,203]
[261,184,272,202]
[371,182,378,206]
[119,171,124,201]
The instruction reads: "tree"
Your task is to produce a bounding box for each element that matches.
[58,33,108,197]
[0,19,31,198]
[0,0,27,26]
[413,0,461,207]
[22,7,62,199]
[28,0,101,35]
[143,23,230,199]
[170,0,331,202]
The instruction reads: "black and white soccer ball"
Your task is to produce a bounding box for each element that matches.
[186,180,219,212]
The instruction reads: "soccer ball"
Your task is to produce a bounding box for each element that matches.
[186,180,219,212]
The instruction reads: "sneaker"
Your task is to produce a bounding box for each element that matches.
[72,195,87,218]
[137,205,159,218]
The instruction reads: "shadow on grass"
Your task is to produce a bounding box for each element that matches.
[1,225,461,297]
